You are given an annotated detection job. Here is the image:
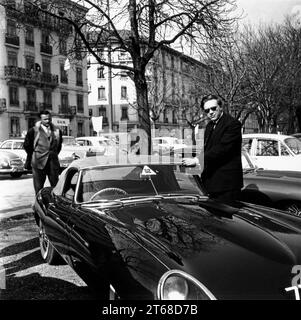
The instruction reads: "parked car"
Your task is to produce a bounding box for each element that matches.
[75,136,109,156]
[242,133,301,171]
[0,137,84,172]
[241,151,301,216]
[152,137,188,155]
[34,155,301,300]
[0,150,26,178]
[0,138,27,165]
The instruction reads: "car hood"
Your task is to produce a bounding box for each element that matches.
[105,198,301,299]
[244,168,301,181]
[0,150,22,159]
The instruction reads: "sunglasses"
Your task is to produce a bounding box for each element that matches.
[204,106,218,114]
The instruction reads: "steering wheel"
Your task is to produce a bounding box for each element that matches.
[89,187,128,201]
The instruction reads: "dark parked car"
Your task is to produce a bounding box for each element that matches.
[34,155,301,300]
[241,151,301,216]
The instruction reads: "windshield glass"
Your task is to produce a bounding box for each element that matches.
[284,137,301,155]
[77,164,203,203]
[63,137,78,146]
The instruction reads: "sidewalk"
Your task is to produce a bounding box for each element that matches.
[0,204,33,221]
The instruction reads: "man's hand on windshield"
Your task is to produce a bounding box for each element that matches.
[182,157,199,167]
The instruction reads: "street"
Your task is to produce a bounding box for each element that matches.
[0,173,35,216]
[0,174,97,300]
[0,214,98,300]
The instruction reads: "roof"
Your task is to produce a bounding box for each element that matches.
[242,133,294,141]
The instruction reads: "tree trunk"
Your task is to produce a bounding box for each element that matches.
[134,71,152,154]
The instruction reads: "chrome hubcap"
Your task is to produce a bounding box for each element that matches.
[39,223,49,259]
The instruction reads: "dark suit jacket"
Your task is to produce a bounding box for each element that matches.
[24,122,62,170]
[200,113,243,194]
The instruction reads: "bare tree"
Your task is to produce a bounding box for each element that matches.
[241,20,301,133]
[201,31,256,127]
[2,0,238,152]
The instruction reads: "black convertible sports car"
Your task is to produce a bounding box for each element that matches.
[34,155,301,300]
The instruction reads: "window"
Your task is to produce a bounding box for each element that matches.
[61,92,69,107]
[256,140,279,156]
[59,38,67,55]
[77,122,84,136]
[43,91,52,109]
[76,67,83,86]
[25,26,34,46]
[60,63,68,83]
[97,67,105,79]
[7,19,17,36]
[41,31,50,45]
[163,109,168,123]
[121,86,127,99]
[77,94,84,113]
[242,139,253,154]
[98,87,106,100]
[25,55,35,70]
[0,141,13,149]
[7,51,18,66]
[10,117,20,137]
[98,107,106,117]
[121,106,128,120]
[9,86,19,106]
[27,88,36,103]
[42,59,51,73]
[172,110,177,124]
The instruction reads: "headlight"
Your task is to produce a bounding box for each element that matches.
[157,270,216,300]
[0,159,10,168]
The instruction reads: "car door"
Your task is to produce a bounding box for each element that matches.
[42,169,79,259]
[252,138,289,170]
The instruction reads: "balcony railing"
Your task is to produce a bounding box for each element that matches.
[40,43,53,55]
[5,66,59,88]
[24,101,39,112]
[11,4,73,35]
[59,105,76,115]
[5,33,19,46]
[39,102,52,110]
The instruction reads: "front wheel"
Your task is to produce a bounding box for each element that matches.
[39,220,61,265]
[10,172,22,178]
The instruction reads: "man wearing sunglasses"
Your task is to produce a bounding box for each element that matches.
[183,94,243,205]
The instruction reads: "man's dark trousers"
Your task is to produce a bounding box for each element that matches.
[32,157,60,194]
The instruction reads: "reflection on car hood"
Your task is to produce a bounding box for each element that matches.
[103,198,301,299]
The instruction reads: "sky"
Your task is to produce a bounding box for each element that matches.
[235,0,301,27]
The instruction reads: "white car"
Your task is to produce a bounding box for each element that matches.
[0,138,27,165]
[75,136,111,155]
[152,137,188,155]
[242,133,301,172]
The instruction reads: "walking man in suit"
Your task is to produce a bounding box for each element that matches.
[182,94,243,205]
[24,110,62,194]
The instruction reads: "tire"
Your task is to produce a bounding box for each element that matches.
[38,220,62,265]
[10,172,23,178]
[283,202,301,217]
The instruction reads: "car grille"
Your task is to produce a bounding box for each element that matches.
[10,159,23,167]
